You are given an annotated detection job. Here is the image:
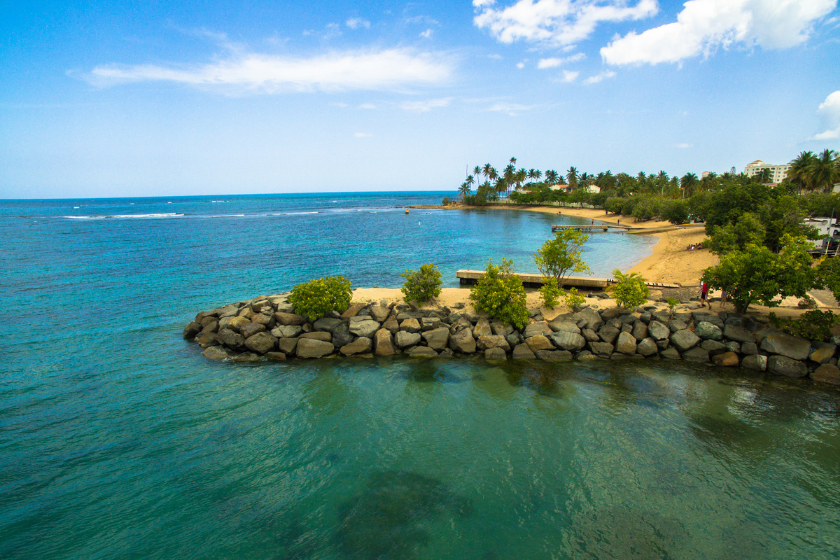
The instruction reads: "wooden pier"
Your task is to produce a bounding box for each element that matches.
[456,270,680,289]
[551,224,630,232]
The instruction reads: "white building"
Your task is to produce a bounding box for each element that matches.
[744,160,791,184]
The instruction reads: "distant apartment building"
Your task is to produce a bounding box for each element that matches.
[744,160,791,184]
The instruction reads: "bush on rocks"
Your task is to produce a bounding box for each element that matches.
[401,263,443,304]
[612,269,650,309]
[769,309,840,342]
[288,276,352,321]
[469,258,530,329]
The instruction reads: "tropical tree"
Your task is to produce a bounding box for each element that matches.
[534,229,591,288]
[810,149,840,193]
[567,166,578,186]
[473,165,483,186]
[755,168,772,184]
[545,169,559,186]
[680,173,699,197]
[787,151,815,193]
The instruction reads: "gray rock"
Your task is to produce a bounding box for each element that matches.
[251,313,275,328]
[812,364,840,385]
[196,332,219,349]
[473,318,493,338]
[712,351,740,367]
[615,332,638,355]
[395,331,422,348]
[668,319,688,332]
[477,335,511,351]
[741,354,767,371]
[332,324,354,348]
[648,320,670,341]
[218,304,240,318]
[422,327,450,350]
[620,323,633,334]
[277,337,298,355]
[760,333,811,361]
[340,337,372,356]
[695,321,723,341]
[753,328,783,344]
[660,347,681,360]
[245,332,277,354]
[526,335,555,352]
[274,312,307,326]
[549,320,581,334]
[202,346,228,360]
[535,350,573,361]
[810,345,836,364]
[700,339,728,356]
[523,321,552,338]
[369,305,390,322]
[491,322,514,336]
[581,328,600,342]
[217,328,245,350]
[655,339,670,350]
[184,322,201,340]
[637,338,658,357]
[409,346,438,358]
[438,348,455,358]
[313,317,342,333]
[767,355,808,377]
[400,318,422,334]
[598,324,621,344]
[740,342,758,355]
[340,302,367,319]
[589,342,614,358]
[296,338,334,359]
[631,321,648,341]
[350,319,381,338]
[271,324,303,339]
[670,329,700,352]
[231,352,262,363]
[374,329,396,356]
[692,313,724,329]
[223,316,250,333]
[682,347,709,363]
[512,344,536,360]
[266,352,286,361]
[382,317,400,333]
[573,307,604,331]
[724,341,741,354]
[548,331,587,351]
[485,347,507,361]
[397,311,424,321]
[300,331,331,342]
[240,322,267,339]
[506,333,521,348]
[449,329,476,354]
[723,324,755,343]
[421,317,441,331]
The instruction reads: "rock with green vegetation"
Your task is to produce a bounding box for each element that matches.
[400,263,442,304]
[612,269,650,309]
[469,258,530,329]
[288,275,352,321]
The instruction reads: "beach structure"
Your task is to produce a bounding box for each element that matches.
[551,224,628,233]
[455,270,679,289]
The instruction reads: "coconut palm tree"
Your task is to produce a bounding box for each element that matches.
[567,166,578,186]
[787,151,815,193]
[528,168,541,183]
[755,168,772,184]
[680,173,699,198]
[810,149,840,193]
[473,165,483,186]
[545,169,559,186]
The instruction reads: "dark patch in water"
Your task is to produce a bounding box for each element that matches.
[337,470,472,559]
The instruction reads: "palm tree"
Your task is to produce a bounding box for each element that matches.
[482,163,493,184]
[788,151,815,193]
[810,149,840,193]
[755,168,772,184]
[515,168,527,191]
[680,173,699,198]
[545,170,559,186]
[528,168,541,183]
[473,165,483,187]
[567,166,578,186]
[459,180,471,198]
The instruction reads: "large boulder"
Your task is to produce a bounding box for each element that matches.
[740,342,758,355]
[631,321,648,341]
[484,347,507,361]
[395,330,422,348]
[712,351,739,367]
[251,313,275,328]
[767,355,808,377]
[760,333,811,361]
[810,345,836,364]
[184,322,201,340]
[812,364,840,385]
[648,320,670,341]
[274,312,307,326]
[523,321,552,338]
[231,352,262,363]
[573,307,603,331]
[217,328,245,350]
[225,316,251,333]
[196,332,219,349]
[202,346,228,360]
[695,321,723,341]
[741,354,767,371]
[313,317,343,333]
[701,340,728,356]
[512,344,536,360]
[350,319,381,338]
[597,324,621,344]
[473,318,493,338]
[723,324,755,343]
[477,335,511,351]
[382,317,400,333]
[271,324,303,339]
[296,338,334,359]
[549,331,587,352]
[240,322,267,339]
[660,347,681,360]
[615,332,637,355]
[549,320,581,334]
[341,337,372,356]
[374,329,396,356]
[341,303,367,318]
[636,338,658,357]
[526,335,555,352]
[682,347,709,363]
[409,346,438,358]
[400,318,422,334]
[421,317,441,331]
[670,329,700,352]
[245,332,277,355]
[277,337,298,355]
[589,342,614,358]
[369,305,391,322]
[422,327,450,350]
[581,328,600,342]
[300,331,331,342]
[668,319,688,332]
[332,324,354,348]
[449,329,476,354]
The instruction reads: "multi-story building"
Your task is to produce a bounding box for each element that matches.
[744,160,791,184]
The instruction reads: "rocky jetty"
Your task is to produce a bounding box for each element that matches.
[183,293,840,386]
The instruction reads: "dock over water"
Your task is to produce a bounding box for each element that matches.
[456,270,680,289]
[551,224,630,232]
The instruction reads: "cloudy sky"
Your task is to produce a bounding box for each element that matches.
[1,0,839,198]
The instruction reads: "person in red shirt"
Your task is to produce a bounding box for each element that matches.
[699,281,710,308]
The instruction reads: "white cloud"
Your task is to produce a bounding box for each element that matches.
[473,0,658,46]
[358,103,376,109]
[517,61,526,68]
[488,53,503,59]
[399,97,453,112]
[561,69,579,82]
[812,90,840,140]
[82,49,453,93]
[420,29,433,38]
[354,132,372,137]
[346,18,371,29]
[676,142,693,148]
[537,52,585,68]
[486,102,537,115]
[602,0,837,65]
[583,70,616,84]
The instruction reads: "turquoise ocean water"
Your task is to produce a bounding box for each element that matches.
[1,192,839,559]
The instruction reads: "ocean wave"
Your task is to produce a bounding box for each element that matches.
[63,213,185,220]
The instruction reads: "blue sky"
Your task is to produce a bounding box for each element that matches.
[1,0,839,198]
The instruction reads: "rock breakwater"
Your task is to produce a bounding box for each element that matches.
[184,293,840,386]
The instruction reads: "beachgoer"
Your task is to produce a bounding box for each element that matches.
[719,289,728,309]
[699,281,710,307]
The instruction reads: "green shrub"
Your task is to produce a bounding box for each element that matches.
[612,269,650,308]
[540,281,562,308]
[563,287,586,310]
[469,258,530,329]
[534,229,590,287]
[661,200,689,225]
[665,297,679,318]
[769,310,840,342]
[401,263,443,304]
[441,197,451,206]
[288,276,352,320]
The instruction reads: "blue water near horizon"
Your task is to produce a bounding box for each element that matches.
[2,192,839,559]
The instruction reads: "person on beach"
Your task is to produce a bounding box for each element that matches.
[719,289,728,309]
[699,281,710,307]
